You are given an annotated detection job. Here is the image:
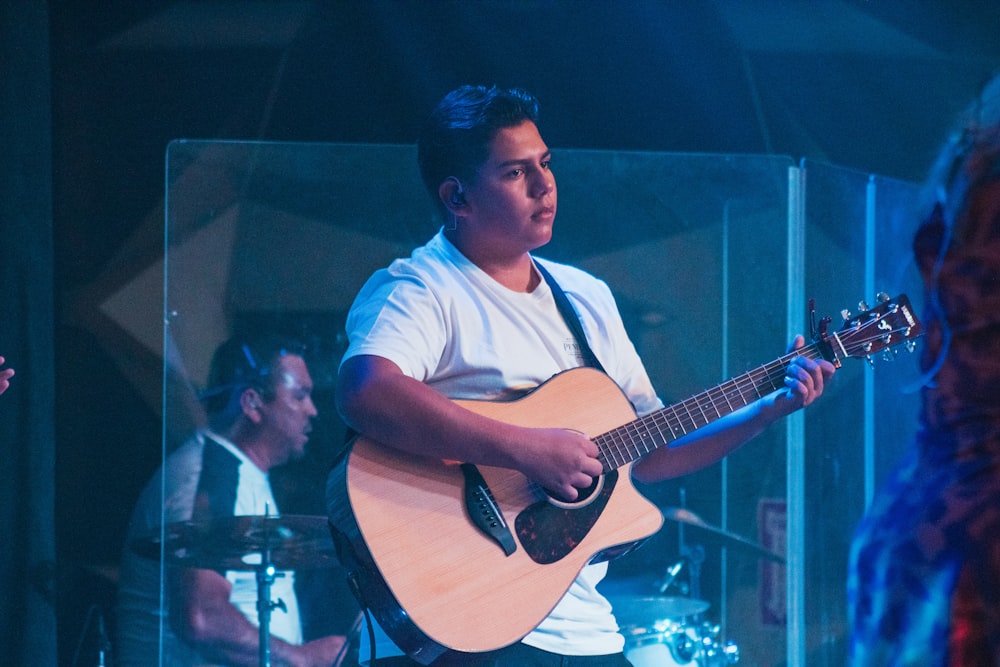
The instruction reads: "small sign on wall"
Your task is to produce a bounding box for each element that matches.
[758,498,787,626]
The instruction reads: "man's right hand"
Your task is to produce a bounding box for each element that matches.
[518,427,603,502]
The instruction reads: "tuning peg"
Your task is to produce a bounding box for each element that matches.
[841,309,852,323]
[858,300,870,313]
[877,292,890,303]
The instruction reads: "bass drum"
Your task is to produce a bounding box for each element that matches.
[623,624,740,667]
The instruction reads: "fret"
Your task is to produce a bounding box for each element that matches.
[704,390,724,420]
[692,395,711,427]
[594,329,917,475]
[593,344,823,470]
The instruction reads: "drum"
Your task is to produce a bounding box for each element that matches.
[608,593,739,665]
[622,623,740,666]
[622,624,689,667]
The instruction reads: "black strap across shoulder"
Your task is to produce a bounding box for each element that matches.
[534,261,607,373]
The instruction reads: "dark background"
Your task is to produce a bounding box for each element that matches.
[4,1,1000,664]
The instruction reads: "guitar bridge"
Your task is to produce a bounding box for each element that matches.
[461,463,517,556]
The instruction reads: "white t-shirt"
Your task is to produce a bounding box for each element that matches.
[211,436,302,645]
[340,231,662,660]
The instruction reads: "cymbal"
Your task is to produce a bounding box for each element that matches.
[132,514,339,570]
[607,595,710,631]
[662,507,784,563]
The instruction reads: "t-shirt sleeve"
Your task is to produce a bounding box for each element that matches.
[340,267,448,382]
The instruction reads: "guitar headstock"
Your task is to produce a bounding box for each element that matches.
[815,293,923,367]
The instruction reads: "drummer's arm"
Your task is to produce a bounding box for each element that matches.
[171,568,347,667]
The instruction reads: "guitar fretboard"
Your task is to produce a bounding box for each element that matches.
[596,344,829,471]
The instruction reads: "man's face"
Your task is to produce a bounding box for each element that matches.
[258,354,317,464]
[461,120,558,257]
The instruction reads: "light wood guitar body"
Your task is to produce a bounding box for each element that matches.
[328,368,662,663]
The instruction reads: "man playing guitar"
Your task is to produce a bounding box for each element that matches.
[331,85,835,666]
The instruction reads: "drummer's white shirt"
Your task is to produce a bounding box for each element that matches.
[116,432,302,666]
[211,434,303,645]
[340,231,663,661]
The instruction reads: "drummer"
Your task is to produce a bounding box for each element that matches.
[116,333,349,667]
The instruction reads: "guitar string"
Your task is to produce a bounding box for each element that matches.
[595,322,910,471]
[595,349,818,470]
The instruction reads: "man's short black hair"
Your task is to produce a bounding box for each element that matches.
[199,332,306,418]
[417,85,540,217]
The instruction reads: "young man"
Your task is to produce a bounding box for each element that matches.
[334,85,835,666]
[118,334,348,667]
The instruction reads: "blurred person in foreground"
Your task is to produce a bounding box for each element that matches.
[849,71,1000,666]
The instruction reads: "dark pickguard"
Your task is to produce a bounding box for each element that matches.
[514,471,618,564]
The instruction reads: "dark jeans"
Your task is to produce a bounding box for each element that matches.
[370,643,633,666]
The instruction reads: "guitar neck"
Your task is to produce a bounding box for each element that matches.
[597,342,827,471]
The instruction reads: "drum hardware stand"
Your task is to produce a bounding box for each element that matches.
[680,543,705,606]
[255,543,286,667]
[657,557,686,594]
[674,488,738,665]
[254,505,287,667]
[96,608,112,667]
[69,602,114,667]
[675,489,705,606]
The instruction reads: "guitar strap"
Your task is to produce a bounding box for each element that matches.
[534,260,607,373]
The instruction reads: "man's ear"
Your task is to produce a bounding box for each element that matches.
[439,176,465,214]
[240,389,264,422]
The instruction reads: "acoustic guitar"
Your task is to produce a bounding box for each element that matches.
[327,294,922,664]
